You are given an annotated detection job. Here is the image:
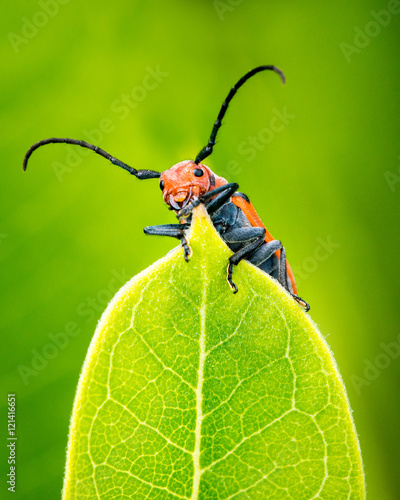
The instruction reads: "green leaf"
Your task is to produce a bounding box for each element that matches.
[63,206,365,499]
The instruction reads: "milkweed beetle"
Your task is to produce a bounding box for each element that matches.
[23,65,310,311]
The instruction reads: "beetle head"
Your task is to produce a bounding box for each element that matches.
[160,160,226,211]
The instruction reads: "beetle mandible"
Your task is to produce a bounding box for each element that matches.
[23,65,310,311]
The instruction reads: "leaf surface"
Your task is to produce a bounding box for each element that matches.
[63,206,365,499]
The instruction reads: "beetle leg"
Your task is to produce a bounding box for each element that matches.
[177,183,239,219]
[201,183,239,215]
[291,295,310,312]
[224,227,266,293]
[180,235,192,262]
[144,223,192,262]
[279,247,310,312]
[278,245,288,288]
[225,230,310,310]
[223,227,266,244]
[143,223,189,237]
[247,239,283,266]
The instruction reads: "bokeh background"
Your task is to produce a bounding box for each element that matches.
[1,0,399,498]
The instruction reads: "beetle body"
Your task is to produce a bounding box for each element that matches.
[145,159,302,304]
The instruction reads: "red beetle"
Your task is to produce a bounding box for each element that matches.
[23,66,309,311]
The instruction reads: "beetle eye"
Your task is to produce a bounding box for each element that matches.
[159,180,165,191]
[193,168,204,177]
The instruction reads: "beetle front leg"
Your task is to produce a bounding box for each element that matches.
[177,183,239,219]
[144,223,192,262]
[180,235,192,262]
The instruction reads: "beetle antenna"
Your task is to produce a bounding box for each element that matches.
[195,65,285,165]
[23,138,161,179]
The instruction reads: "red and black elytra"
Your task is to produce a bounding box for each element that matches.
[23,65,310,311]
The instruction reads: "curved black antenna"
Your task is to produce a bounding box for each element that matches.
[195,65,285,165]
[23,138,161,179]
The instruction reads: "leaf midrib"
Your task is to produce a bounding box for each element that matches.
[191,262,207,500]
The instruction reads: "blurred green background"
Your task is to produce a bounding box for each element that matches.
[1,0,399,498]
